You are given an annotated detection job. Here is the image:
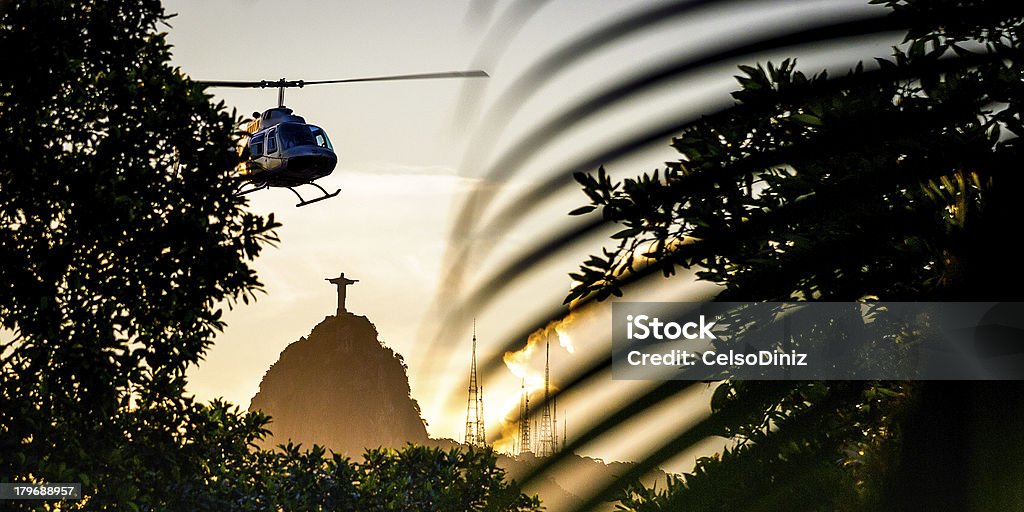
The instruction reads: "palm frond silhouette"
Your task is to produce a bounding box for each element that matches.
[434,0,1024,509]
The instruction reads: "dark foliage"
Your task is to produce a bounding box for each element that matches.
[559,0,1024,510]
[0,1,540,510]
[1,0,277,508]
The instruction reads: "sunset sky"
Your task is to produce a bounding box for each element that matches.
[166,0,897,471]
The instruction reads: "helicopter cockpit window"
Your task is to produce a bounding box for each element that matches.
[250,133,265,157]
[278,123,317,151]
[309,125,333,150]
[266,129,278,154]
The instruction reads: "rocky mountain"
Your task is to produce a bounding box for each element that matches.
[248,274,669,509]
[249,311,429,456]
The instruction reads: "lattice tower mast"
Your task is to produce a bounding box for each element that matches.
[552,394,559,453]
[537,335,554,456]
[464,322,485,446]
[518,378,531,455]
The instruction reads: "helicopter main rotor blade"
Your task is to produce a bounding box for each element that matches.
[303,70,488,85]
[196,80,275,88]
[197,71,488,89]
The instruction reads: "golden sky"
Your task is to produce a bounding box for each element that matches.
[167,0,896,472]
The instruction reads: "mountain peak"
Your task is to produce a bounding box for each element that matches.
[249,312,428,456]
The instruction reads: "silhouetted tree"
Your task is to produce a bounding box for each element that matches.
[564,0,1024,509]
[239,443,540,512]
[0,0,278,508]
[0,2,540,510]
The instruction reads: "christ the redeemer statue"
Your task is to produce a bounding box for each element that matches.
[326,272,358,316]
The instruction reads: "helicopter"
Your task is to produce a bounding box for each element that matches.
[199,71,488,207]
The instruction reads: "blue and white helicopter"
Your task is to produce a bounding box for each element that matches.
[200,71,487,206]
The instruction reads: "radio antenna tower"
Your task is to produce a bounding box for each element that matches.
[518,378,531,455]
[464,321,486,446]
[552,394,559,453]
[537,334,554,456]
[563,409,567,449]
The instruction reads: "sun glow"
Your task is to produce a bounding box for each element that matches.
[492,311,583,454]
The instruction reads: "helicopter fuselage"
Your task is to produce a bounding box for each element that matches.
[241,107,338,187]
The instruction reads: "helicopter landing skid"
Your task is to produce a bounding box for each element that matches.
[287,182,341,207]
[237,181,270,196]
